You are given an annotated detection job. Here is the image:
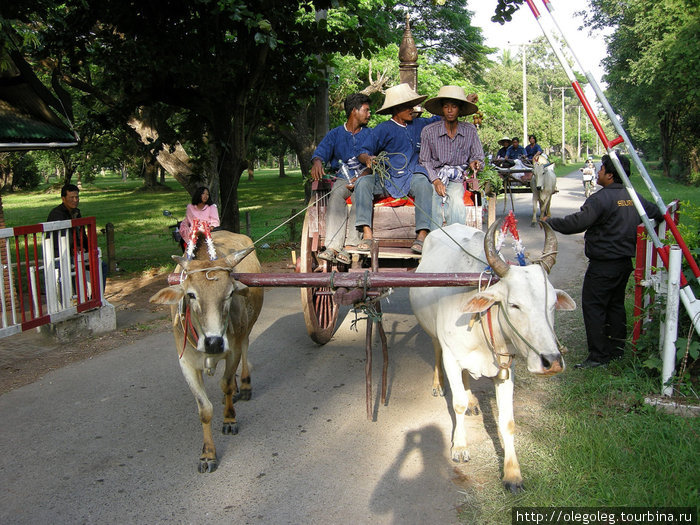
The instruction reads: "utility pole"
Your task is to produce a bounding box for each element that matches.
[554,87,568,165]
[577,105,581,161]
[508,41,532,141]
[522,46,527,141]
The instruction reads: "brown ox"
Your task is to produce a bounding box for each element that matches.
[150,231,264,473]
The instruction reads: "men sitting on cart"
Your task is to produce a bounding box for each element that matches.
[355,83,441,254]
[310,93,373,265]
[525,134,543,163]
[505,136,526,160]
[418,85,484,227]
[496,136,512,160]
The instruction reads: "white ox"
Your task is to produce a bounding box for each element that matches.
[531,158,557,225]
[150,231,264,473]
[409,221,575,492]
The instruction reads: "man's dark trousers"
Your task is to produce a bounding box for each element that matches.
[582,258,633,363]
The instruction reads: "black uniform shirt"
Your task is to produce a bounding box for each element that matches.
[47,203,87,256]
[547,182,663,260]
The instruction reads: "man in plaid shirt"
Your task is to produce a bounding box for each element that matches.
[419,85,484,227]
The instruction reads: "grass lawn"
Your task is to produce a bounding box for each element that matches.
[1,169,307,274]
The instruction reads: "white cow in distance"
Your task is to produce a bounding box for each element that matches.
[409,221,575,492]
[531,157,557,224]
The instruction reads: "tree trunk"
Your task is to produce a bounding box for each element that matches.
[278,153,287,178]
[142,158,160,188]
[689,145,700,177]
[247,159,255,181]
[217,108,249,233]
[128,111,198,195]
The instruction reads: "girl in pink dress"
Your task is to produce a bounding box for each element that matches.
[179,187,220,255]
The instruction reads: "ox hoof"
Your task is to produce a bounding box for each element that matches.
[451,447,470,463]
[238,389,252,401]
[466,405,480,416]
[504,480,525,494]
[198,457,218,473]
[222,422,239,435]
[432,386,445,397]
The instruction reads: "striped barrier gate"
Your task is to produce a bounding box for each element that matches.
[632,200,680,345]
[0,217,104,339]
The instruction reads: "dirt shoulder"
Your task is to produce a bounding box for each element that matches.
[0,260,292,395]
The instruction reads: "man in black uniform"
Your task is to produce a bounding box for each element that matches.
[47,184,88,253]
[47,183,107,288]
[545,154,663,368]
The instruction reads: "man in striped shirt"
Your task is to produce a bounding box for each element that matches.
[419,85,484,227]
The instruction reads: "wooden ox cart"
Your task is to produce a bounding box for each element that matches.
[232,179,488,420]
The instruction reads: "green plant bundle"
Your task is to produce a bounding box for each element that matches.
[478,163,503,195]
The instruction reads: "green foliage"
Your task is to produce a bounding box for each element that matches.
[0,152,41,190]
[477,163,503,195]
[583,0,700,178]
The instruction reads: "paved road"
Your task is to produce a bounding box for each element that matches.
[0,171,590,525]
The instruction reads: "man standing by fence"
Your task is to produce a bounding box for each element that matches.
[47,184,87,252]
[47,183,107,289]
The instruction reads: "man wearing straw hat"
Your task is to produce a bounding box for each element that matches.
[355,83,441,253]
[419,85,484,227]
[496,136,512,159]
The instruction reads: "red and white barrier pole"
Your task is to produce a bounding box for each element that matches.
[524,0,700,336]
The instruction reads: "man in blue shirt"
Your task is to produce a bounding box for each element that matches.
[310,93,373,264]
[355,83,441,253]
[505,137,526,160]
[525,134,543,162]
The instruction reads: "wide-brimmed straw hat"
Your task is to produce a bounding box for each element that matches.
[423,85,478,117]
[376,83,427,115]
[498,136,512,147]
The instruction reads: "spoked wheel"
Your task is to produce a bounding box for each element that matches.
[299,209,339,345]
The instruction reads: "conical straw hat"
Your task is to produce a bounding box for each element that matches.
[376,83,427,115]
[498,136,512,146]
[424,85,478,117]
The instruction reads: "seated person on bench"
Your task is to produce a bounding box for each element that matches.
[419,85,484,227]
[355,83,441,254]
[310,93,373,265]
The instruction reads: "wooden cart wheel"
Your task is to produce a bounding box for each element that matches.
[299,206,339,345]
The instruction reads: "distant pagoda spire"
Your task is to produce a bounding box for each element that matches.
[398,13,418,90]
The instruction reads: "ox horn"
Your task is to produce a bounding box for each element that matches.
[484,218,510,277]
[172,254,190,270]
[538,220,558,273]
[224,245,255,268]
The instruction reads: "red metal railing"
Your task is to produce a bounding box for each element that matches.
[0,217,103,338]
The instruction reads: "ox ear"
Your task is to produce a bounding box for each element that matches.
[462,291,497,313]
[232,280,249,296]
[554,289,576,311]
[150,285,185,305]
[225,246,254,268]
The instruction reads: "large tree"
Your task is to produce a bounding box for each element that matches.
[583,0,700,179]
